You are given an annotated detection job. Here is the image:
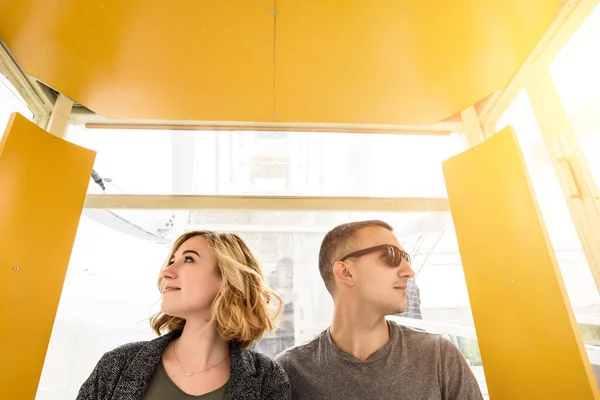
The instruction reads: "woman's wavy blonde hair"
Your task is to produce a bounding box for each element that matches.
[150,230,282,348]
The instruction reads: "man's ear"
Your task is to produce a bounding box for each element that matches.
[332,260,355,287]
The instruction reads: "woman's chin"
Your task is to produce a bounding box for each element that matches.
[160,302,183,318]
[160,304,209,321]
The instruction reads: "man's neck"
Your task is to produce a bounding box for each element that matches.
[329,303,390,361]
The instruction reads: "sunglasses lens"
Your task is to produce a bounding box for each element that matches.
[387,246,400,266]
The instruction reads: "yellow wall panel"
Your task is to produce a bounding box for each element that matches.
[0,113,96,399]
[0,1,275,121]
[0,1,562,124]
[275,0,562,125]
[442,126,599,399]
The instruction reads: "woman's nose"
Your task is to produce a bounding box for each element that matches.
[160,265,176,280]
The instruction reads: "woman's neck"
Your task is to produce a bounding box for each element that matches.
[174,319,230,368]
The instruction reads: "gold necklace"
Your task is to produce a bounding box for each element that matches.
[173,340,230,377]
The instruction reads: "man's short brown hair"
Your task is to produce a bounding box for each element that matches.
[318,220,393,293]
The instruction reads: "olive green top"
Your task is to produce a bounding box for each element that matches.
[142,361,229,399]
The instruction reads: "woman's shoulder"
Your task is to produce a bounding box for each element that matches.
[250,348,286,372]
[76,340,155,400]
[234,345,284,374]
[231,347,290,399]
[93,340,149,371]
[97,331,176,368]
[86,341,148,374]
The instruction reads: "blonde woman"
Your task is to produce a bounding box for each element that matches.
[77,231,291,399]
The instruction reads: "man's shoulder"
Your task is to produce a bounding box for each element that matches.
[390,321,451,353]
[390,324,483,399]
[274,334,322,367]
[391,322,467,360]
[392,321,440,342]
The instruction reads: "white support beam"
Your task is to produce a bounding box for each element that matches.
[389,317,600,368]
[84,194,450,212]
[70,109,461,136]
[387,316,478,339]
[0,42,52,127]
[460,106,484,148]
[170,130,196,234]
[527,66,600,294]
[182,224,345,234]
[46,94,73,138]
[388,315,600,345]
[171,130,195,193]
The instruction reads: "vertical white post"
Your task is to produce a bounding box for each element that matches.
[527,66,600,294]
[460,106,484,149]
[46,94,73,138]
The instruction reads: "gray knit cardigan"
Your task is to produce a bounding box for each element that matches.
[76,330,291,400]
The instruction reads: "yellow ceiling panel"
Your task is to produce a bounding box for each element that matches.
[0,0,275,121]
[0,1,562,124]
[274,0,563,125]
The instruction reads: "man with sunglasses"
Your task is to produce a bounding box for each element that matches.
[275,220,483,399]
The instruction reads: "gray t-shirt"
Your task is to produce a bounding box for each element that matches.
[274,322,483,400]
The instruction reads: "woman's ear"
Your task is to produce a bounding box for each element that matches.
[332,260,356,288]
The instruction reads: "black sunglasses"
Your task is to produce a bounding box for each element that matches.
[340,244,411,267]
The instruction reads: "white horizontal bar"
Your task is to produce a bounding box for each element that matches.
[576,314,600,326]
[388,314,600,342]
[71,108,461,135]
[84,194,451,212]
[585,345,600,365]
[386,316,478,339]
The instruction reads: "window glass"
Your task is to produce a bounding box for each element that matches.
[496,91,600,371]
[37,209,487,398]
[550,3,600,188]
[0,73,34,142]
[67,126,462,198]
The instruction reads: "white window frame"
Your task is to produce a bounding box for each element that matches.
[478,0,600,293]
[0,41,52,127]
